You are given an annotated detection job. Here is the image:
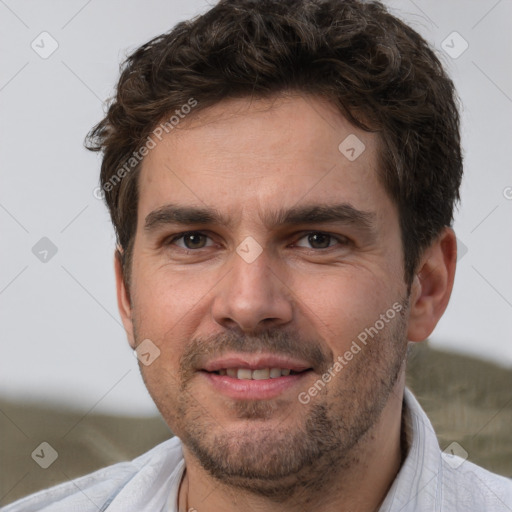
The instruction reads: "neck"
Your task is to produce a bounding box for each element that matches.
[179,382,406,512]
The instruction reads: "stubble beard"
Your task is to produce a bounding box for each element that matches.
[162,298,410,501]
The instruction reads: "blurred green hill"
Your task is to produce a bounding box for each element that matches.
[1,342,511,506]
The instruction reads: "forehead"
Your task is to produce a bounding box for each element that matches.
[137,94,391,227]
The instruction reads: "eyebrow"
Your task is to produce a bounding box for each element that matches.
[144,202,376,234]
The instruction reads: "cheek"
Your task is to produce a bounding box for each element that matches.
[134,266,206,324]
[293,269,400,352]
[131,268,215,366]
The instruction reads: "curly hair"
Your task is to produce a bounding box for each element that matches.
[85,0,463,287]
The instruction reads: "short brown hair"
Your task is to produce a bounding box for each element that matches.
[86,0,463,286]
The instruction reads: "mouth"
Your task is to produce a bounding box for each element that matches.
[198,355,314,400]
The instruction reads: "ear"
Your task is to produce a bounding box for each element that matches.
[407,227,457,342]
[114,247,136,349]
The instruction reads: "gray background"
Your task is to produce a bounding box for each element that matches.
[1,0,511,416]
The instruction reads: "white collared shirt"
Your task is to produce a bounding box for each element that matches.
[2,388,511,511]
[380,389,512,511]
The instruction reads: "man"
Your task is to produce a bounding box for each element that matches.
[4,0,511,511]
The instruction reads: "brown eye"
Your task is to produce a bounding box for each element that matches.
[183,233,207,249]
[169,232,212,250]
[307,233,332,249]
[295,232,347,250]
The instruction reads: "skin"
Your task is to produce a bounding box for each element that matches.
[115,93,457,511]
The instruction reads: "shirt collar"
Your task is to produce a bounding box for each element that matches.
[378,387,443,512]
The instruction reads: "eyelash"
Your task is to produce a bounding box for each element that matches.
[165,231,350,252]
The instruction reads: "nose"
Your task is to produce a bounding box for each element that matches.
[211,246,294,334]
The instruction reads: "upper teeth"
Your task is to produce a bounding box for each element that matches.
[218,368,292,379]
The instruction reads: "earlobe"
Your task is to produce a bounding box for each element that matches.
[114,247,136,349]
[407,227,457,342]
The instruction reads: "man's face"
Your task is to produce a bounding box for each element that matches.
[120,94,411,495]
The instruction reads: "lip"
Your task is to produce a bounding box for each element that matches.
[202,353,313,373]
[199,352,314,400]
[200,370,312,400]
